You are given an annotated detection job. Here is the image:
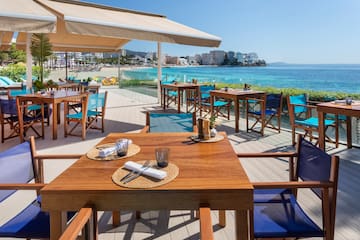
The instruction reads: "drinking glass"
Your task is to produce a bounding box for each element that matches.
[116,139,129,157]
[155,147,170,168]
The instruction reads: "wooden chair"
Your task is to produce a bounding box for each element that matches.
[199,85,231,120]
[0,98,20,142]
[8,88,51,125]
[141,112,197,133]
[64,94,89,140]
[87,91,108,133]
[0,136,84,238]
[246,93,283,136]
[16,96,45,143]
[287,94,338,146]
[59,205,97,240]
[237,134,339,240]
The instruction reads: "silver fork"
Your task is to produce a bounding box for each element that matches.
[120,160,150,182]
[123,164,152,184]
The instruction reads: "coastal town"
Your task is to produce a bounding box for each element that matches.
[42,49,267,70]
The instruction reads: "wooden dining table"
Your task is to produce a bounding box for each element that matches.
[210,89,265,132]
[317,101,360,150]
[17,90,86,140]
[161,83,201,113]
[41,132,253,240]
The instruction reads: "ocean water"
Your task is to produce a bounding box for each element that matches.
[122,64,360,94]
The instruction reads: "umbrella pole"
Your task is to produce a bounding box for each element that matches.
[26,33,33,90]
[157,42,162,103]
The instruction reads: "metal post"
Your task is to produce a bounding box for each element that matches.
[26,33,33,89]
[157,42,162,103]
[118,50,121,88]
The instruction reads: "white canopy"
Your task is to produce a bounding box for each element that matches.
[0,0,221,52]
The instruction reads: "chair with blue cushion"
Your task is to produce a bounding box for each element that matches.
[0,99,20,142]
[161,80,178,108]
[87,91,108,133]
[237,134,339,240]
[246,93,283,136]
[186,84,214,113]
[287,94,338,146]
[0,136,89,239]
[199,85,231,120]
[64,92,108,140]
[141,112,197,133]
[8,88,52,126]
[64,94,89,140]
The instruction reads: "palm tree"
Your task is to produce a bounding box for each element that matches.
[31,33,52,83]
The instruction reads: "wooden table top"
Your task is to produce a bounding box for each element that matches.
[210,89,265,97]
[317,101,360,116]
[41,132,253,211]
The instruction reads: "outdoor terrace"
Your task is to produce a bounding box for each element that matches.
[0,86,359,240]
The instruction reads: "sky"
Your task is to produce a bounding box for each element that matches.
[83,0,360,64]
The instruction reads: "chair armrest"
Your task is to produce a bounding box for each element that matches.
[140,126,149,133]
[199,207,214,240]
[34,154,83,160]
[0,183,46,190]
[236,152,297,158]
[59,206,95,240]
[246,97,264,102]
[291,103,317,109]
[252,181,333,189]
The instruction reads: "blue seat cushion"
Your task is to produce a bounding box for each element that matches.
[202,100,228,107]
[0,200,50,238]
[254,189,292,203]
[254,192,323,238]
[295,117,334,128]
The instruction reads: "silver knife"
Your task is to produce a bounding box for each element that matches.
[123,165,152,184]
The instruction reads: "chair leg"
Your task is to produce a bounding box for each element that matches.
[218,210,226,227]
[292,127,296,146]
[112,211,120,226]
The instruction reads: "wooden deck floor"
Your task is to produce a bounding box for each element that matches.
[1,87,359,240]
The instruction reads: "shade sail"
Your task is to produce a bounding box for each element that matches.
[0,0,56,33]
[0,0,221,51]
[0,31,14,50]
[37,0,221,48]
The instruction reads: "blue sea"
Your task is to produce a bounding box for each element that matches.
[122,64,360,94]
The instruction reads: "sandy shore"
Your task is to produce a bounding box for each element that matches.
[48,66,150,82]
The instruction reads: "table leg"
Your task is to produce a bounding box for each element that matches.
[235,210,249,240]
[52,102,58,140]
[162,87,166,111]
[177,89,181,113]
[346,116,352,148]
[318,111,325,150]
[235,98,240,132]
[210,95,214,118]
[49,211,62,240]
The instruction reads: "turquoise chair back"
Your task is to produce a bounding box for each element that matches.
[149,113,195,132]
[289,94,307,114]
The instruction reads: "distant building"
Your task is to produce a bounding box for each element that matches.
[227,51,235,62]
[235,52,244,63]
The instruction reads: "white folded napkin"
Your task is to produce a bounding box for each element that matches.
[98,140,133,158]
[124,161,167,180]
[98,146,116,157]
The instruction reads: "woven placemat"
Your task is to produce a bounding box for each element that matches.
[190,134,224,143]
[86,143,141,161]
[112,160,179,189]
